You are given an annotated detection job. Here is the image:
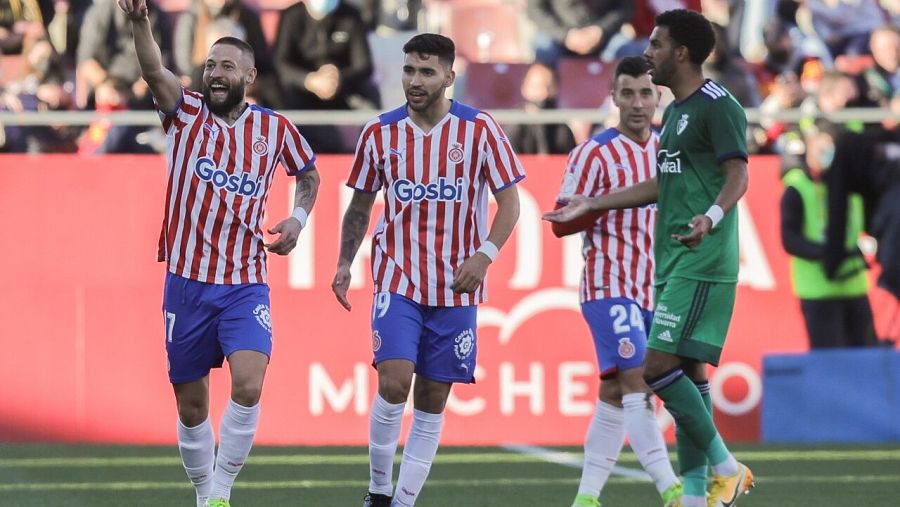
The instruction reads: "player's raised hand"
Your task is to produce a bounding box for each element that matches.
[673,214,712,248]
[542,194,594,223]
[331,265,353,311]
[265,217,302,255]
[450,254,490,294]
[117,0,148,20]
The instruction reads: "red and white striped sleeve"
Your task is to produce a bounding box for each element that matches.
[477,112,525,193]
[276,115,316,176]
[156,88,203,135]
[346,120,383,192]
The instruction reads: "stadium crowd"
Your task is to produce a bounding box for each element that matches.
[0,0,897,155]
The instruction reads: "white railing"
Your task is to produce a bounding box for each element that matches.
[0,107,896,126]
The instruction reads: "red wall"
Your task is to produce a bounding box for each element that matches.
[0,154,890,444]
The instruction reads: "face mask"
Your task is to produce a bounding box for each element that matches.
[819,143,835,169]
[307,0,339,15]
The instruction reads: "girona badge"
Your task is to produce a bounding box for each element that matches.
[448,142,464,164]
[372,330,382,352]
[252,136,268,156]
[617,337,636,359]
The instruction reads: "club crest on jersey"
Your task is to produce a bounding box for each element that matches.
[618,337,636,359]
[394,177,464,203]
[448,142,465,164]
[372,330,382,352]
[454,329,475,360]
[252,136,268,156]
[253,304,272,333]
[194,157,264,197]
[677,114,690,135]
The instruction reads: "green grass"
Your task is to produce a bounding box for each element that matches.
[2,444,899,506]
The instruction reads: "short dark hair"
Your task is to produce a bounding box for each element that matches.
[655,9,716,66]
[211,36,255,66]
[614,56,652,81]
[403,33,455,68]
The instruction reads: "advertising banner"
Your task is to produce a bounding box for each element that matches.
[2,154,887,444]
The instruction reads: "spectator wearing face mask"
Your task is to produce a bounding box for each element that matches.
[780,119,877,350]
[273,0,379,152]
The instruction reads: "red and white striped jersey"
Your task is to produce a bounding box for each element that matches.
[156,89,316,284]
[558,128,658,309]
[347,101,525,306]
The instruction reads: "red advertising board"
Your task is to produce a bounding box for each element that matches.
[0,154,893,445]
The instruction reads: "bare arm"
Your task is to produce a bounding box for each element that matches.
[673,158,749,248]
[332,190,378,310]
[543,177,657,223]
[265,167,321,255]
[118,0,180,113]
[451,184,520,294]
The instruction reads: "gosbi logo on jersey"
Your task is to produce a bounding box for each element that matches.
[194,157,264,198]
[394,177,465,203]
[448,142,464,164]
[252,136,268,156]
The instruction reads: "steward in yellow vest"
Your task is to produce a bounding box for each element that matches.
[779,122,877,349]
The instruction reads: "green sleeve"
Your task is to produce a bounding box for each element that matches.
[708,98,748,164]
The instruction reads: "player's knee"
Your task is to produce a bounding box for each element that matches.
[378,377,412,404]
[177,400,208,427]
[231,382,263,407]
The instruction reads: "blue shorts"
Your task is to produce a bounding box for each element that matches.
[162,272,273,384]
[371,292,477,384]
[580,298,653,379]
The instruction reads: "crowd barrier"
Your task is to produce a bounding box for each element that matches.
[0,154,893,445]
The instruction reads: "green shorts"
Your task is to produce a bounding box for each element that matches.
[648,277,736,366]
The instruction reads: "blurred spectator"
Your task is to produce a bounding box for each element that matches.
[76,0,171,109]
[0,0,44,54]
[41,0,91,61]
[504,62,576,155]
[0,36,78,152]
[526,0,634,67]
[273,0,379,152]
[813,70,876,114]
[174,0,278,106]
[624,0,702,59]
[805,0,886,58]
[77,77,156,154]
[861,24,899,108]
[781,119,877,349]
[358,0,421,34]
[704,22,761,107]
[825,125,900,302]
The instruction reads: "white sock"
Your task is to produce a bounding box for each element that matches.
[577,401,626,497]
[622,393,679,493]
[711,454,739,476]
[392,409,444,506]
[209,400,260,500]
[177,417,215,507]
[369,394,406,496]
[683,495,708,507]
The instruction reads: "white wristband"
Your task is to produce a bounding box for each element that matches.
[704,204,724,228]
[291,207,309,229]
[476,240,499,262]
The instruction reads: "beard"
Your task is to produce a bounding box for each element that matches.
[405,87,442,112]
[203,80,245,117]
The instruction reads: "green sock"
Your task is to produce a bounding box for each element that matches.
[677,382,712,497]
[657,375,731,469]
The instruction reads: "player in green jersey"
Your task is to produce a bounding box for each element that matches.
[545,9,753,507]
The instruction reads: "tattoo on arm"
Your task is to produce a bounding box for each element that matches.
[294,169,320,212]
[339,210,370,265]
